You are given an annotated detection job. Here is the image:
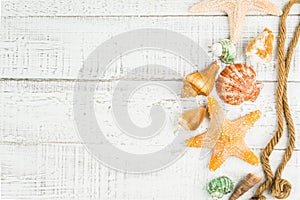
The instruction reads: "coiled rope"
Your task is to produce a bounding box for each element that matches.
[250,0,300,199]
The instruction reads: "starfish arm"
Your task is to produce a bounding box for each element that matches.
[233,141,260,165]
[250,0,282,16]
[185,132,207,148]
[208,96,224,118]
[209,147,230,171]
[190,0,233,13]
[203,97,226,146]
[232,110,261,137]
[228,9,247,43]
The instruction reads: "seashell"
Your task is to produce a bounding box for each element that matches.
[207,176,234,200]
[178,106,206,131]
[216,64,264,105]
[210,39,237,64]
[181,61,220,98]
[229,173,262,200]
[246,28,274,65]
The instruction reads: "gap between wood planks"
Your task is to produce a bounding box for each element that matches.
[2,14,300,18]
[1,78,300,83]
[0,142,299,151]
[1,0,299,17]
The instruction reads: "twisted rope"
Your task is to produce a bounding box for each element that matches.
[251,0,300,199]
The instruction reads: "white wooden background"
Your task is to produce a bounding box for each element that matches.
[1,0,300,199]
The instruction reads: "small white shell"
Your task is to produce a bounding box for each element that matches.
[210,39,237,64]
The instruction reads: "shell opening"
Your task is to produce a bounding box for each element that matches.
[211,43,223,57]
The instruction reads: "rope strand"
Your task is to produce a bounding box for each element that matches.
[251,0,300,199]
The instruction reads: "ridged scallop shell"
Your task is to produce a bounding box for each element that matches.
[207,176,234,200]
[181,61,220,97]
[211,39,237,64]
[246,28,274,65]
[216,64,263,105]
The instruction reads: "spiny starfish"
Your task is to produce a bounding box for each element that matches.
[186,96,261,171]
[190,0,282,43]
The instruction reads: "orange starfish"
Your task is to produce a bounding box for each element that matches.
[190,0,282,43]
[186,96,261,171]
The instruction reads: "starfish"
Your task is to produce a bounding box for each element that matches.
[190,0,282,43]
[186,96,261,171]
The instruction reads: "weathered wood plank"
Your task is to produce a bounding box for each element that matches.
[1,0,299,16]
[1,1,300,200]
[1,16,300,80]
[1,144,299,200]
[0,80,300,149]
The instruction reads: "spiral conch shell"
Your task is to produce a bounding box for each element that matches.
[216,64,263,105]
[181,61,220,98]
[229,173,262,200]
[246,28,274,65]
[207,176,234,200]
[178,106,206,131]
[210,39,237,64]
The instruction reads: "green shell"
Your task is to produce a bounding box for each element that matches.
[218,39,237,64]
[207,176,234,200]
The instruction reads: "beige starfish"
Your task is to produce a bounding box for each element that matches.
[186,97,261,171]
[190,0,282,43]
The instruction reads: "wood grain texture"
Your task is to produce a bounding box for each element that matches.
[0,144,299,200]
[1,0,300,200]
[1,16,300,80]
[0,80,300,149]
[2,0,300,16]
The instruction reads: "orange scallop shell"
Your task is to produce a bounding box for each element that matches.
[216,64,263,105]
